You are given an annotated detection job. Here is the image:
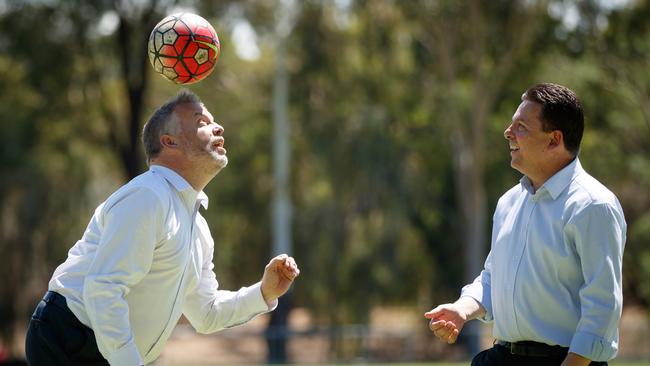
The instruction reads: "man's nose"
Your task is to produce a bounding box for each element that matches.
[212,124,224,136]
[504,125,514,140]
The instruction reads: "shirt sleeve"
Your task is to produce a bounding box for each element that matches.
[567,202,626,361]
[461,249,494,322]
[182,237,275,334]
[460,203,503,323]
[82,187,164,366]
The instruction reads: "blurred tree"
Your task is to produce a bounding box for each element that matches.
[1,0,650,362]
[0,1,110,354]
[72,0,170,180]
[0,0,169,354]
[282,1,447,358]
[537,0,650,308]
[589,0,650,307]
[286,0,558,356]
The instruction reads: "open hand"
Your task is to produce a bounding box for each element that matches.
[424,303,467,344]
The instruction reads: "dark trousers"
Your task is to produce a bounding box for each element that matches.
[25,292,109,366]
[471,343,608,366]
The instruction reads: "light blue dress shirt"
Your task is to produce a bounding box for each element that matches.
[461,158,626,361]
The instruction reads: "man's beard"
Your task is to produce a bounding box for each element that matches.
[192,143,228,170]
[179,136,227,171]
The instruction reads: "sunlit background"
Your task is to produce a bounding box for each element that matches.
[1,0,649,364]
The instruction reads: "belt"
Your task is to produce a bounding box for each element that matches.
[496,340,569,358]
[43,291,69,310]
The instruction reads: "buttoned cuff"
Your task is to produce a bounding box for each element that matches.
[460,287,492,322]
[248,282,278,312]
[106,341,142,366]
[569,330,618,361]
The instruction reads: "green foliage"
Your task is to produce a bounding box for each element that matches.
[1,0,650,357]
[0,3,101,343]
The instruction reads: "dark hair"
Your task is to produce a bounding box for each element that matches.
[142,89,202,163]
[522,83,584,156]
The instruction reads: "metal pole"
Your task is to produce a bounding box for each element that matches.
[272,0,292,258]
[268,1,297,363]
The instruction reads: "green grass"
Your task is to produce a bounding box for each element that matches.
[279,363,650,366]
[169,364,650,366]
[278,361,650,366]
[201,362,650,366]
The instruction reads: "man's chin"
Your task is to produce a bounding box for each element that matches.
[215,156,228,169]
[510,161,525,175]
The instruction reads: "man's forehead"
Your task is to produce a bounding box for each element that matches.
[194,106,214,120]
[514,100,541,121]
[178,102,211,118]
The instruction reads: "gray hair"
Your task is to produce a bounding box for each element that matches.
[142,89,202,164]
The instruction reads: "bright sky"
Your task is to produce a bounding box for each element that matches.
[95,6,261,61]
[92,0,634,61]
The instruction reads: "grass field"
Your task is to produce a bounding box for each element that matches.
[161,362,650,366]
[266,363,650,366]
[279,363,650,366]
[186,363,650,366]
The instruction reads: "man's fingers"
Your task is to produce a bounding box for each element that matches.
[426,306,462,343]
[430,320,461,343]
[429,319,446,331]
[447,328,460,344]
[434,323,452,339]
[424,307,442,319]
[443,323,459,344]
[286,256,296,266]
[267,254,289,269]
[270,254,288,264]
[281,265,299,280]
[271,255,299,280]
[285,257,298,272]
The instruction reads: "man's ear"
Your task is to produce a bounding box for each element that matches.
[549,130,563,149]
[160,134,177,148]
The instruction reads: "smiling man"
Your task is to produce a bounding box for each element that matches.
[425,83,626,366]
[25,90,300,366]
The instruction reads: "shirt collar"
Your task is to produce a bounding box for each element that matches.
[519,158,582,200]
[149,165,209,209]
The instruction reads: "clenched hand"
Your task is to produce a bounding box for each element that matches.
[261,254,300,305]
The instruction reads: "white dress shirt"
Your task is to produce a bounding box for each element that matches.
[49,165,274,366]
[461,158,626,361]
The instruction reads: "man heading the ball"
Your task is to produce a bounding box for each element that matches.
[25,90,300,366]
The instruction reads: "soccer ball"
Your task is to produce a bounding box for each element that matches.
[148,13,220,85]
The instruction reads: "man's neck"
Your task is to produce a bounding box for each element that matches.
[528,155,575,192]
[150,160,214,192]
